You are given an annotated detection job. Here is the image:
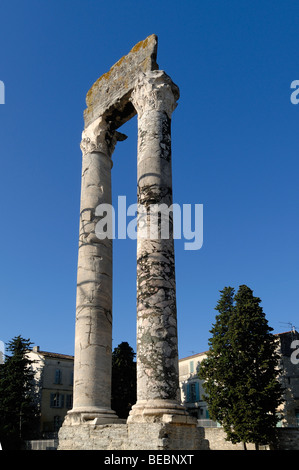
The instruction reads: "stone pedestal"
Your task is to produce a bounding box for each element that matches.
[58,420,209,450]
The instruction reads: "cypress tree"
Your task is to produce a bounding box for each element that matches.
[199,287,236,435]
[111,342,136,419]
[0,336,40,449]
[199,285,283,449]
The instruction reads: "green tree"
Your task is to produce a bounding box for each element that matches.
[198,287,236,433]
[0,336,40,449]
[111,342,136,419]
[199,285,283,449]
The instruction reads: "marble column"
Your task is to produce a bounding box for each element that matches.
[67,117,119,424]
[128,70,188,422]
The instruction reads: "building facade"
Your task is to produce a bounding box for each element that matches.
[179,352,210,424]
[27,346,74,437]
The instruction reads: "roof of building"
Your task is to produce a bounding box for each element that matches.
[274,330,298,336]
[31,346,74,361]
[179,351,208,362]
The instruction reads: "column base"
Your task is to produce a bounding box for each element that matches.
[127,399,196,424]
[63,406,123,426]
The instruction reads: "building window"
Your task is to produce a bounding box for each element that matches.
[50,393,64,408]
[186,382,200,402]
[295,410,299,427]
[190,361,194,374]
[66,394,73,409]
[54,369,62,384]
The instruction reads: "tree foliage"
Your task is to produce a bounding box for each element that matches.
[0,336,40,449]
[199,285,284,449]
[111,342,136,419]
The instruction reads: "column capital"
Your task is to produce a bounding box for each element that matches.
[80,116,127,158]
[131,70,180,119]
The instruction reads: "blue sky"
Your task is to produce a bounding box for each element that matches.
[0,0,298,359]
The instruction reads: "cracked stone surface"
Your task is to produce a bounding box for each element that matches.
[128,71,187,421]
[68,117,118,422]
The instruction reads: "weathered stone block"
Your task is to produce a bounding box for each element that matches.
[58,422,209,450]
[84,34,158,129]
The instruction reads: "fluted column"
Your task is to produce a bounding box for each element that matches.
[128,70,188,422]
[67,117,119,424]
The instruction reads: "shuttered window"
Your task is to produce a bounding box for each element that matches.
[186,382,200,402]
[54,369,62,384]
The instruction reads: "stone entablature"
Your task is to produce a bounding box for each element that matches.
[84,34,158,129]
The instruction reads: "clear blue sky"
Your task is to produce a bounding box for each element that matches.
[0,0,298,359]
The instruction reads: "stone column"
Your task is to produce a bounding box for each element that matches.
[66,117,119,424]
[128,70,188,422]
